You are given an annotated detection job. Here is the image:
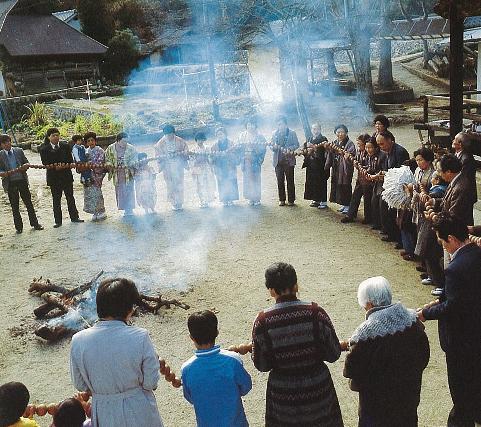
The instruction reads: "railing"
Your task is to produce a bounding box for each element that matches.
[421,90,481,124]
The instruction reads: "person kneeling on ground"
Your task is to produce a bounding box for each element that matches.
[181,310,252,427]
[0,381,39,427]
[343,276,430,427]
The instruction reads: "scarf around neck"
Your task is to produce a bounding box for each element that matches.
[350,302,417,344]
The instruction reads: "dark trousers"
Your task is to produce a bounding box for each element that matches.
[50,182,79,224]
[446,349,481,427]
[7,180,39,231]
[347,181,373,221]
[424,230,445,287]
[275,164,295,203]
[380,198,400,242]
[371,192,382,228]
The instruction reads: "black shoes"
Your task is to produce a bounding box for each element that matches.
[53,223,62,228]
[71,218,84,223]
[394,243,403,250]
[33,224,44,231]
[381,236,393,242]
[341,216,354,223]
[16,229,23,234]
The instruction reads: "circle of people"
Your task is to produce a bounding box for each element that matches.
[1,114,481,427]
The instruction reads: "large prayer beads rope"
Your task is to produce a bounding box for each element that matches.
[22,391,91,418]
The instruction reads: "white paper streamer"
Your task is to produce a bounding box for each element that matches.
[381,166,416,209]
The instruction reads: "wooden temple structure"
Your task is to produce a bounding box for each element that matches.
[413,1,481,158]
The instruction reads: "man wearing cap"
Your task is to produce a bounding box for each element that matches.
[0,134,43,234]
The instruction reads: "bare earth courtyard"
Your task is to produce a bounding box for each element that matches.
[0,124,453,427]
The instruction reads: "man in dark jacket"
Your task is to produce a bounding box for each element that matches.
[418,213,481,427]
[376,132,410,244]
[270,115,299,206]
[425,154,475,296]
[452,132,477,205]
[0,134,43,233]
[39,128,82,227]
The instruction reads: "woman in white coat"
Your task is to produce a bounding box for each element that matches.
[70,278,163,427]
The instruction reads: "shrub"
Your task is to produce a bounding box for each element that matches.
[25,102,51,127]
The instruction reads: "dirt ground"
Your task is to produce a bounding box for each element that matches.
[0,116,456,427]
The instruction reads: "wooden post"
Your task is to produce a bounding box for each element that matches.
[477,41,481,103]
[423,97,429,124]
[449,3,464,139]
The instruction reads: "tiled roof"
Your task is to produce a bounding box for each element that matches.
[0,14,107,57]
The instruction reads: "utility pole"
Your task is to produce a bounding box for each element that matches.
[202,0,220,121]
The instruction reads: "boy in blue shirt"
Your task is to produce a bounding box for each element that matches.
[181,310,252,427]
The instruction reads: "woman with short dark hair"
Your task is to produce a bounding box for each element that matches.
[70,278,163,427]
[83,132,106,221]
[302,122,329,208]
[371,115,395,144]
[252,263,343,426]
[326,124,356,213]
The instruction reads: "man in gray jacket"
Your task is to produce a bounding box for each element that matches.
[270,115,299,206]
[0,134,43,233]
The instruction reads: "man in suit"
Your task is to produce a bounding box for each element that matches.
[376,131,410,244]
[39,127,83,227]
[452,132,478,205]
[270,115,299,206]
[418,213,481,427]
[429,154,474,230]
[425,154,475,296]
[0,134,43,234]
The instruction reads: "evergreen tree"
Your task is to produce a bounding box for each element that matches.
[78,0,114,44]
[101,29,140,83]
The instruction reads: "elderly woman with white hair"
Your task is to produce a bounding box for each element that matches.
[342,277,430,427]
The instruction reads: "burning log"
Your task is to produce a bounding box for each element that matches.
[30,271,103,319]
[34,324,72,341]
[29,278,69,295]
[137,294,190,314]
[30,273,190,342]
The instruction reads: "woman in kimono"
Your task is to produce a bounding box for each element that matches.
[134,152,157,214]
[326,124,356,214]
[70,278,163,427]
[190,132,215,208]
[154,124,189,211]
[302,122,329,208]
[237,117,266,206]
[105,132,137,216]
[407,148,435,268]
[252,263,343,427]
[83,132,106,221]
[211,127,240,207]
